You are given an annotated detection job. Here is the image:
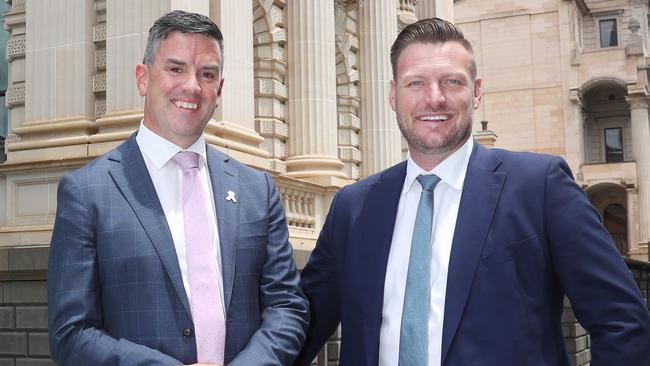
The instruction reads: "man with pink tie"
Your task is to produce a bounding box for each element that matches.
[48,10,308,366]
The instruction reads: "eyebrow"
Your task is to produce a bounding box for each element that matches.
[164,58,221,72]
[165,58,187,66]
[400,70,469,80]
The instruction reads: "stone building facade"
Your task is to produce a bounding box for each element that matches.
[0,0,647,364]
[456,0,650,261]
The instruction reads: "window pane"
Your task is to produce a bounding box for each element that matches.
[605,128,623,162]
[599,19,618,48]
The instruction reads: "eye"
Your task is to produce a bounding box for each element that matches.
[407,80,424,87]
[444,79,462,86]
[201,71,217,80]
[169,66,182,73]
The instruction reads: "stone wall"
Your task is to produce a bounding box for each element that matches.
[0,247,52,366]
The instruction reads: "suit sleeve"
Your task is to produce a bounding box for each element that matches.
[544,157,650,366]
[48,173,182,366]
[293,188,345,366]
[228,173,309,366]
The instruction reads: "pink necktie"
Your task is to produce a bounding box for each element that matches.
[172,151,225,364]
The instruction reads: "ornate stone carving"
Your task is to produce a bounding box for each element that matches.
[93,72,106,93]
[337,112,361,131]
[95,99,106,118]
[6,37,26,59]
[338,146,362,163]
[5,133,21,145]
[255,79,288,100]
[254,0,289,171]
[95,49,106,70]
[255,118,288,139]
[398,0,418,29]
[6,84,25,107]
[10,0,25,13]
[336,2,361,179]
[93,23,106,43]
[398,0,418,13]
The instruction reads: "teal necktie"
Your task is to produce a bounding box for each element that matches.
[399,174,441,366]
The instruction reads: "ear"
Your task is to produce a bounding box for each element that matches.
[135,64,148,97]
[472,77,483,109]
[217,78,224,97]
[389,79,397,112]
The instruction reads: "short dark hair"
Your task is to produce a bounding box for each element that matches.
[390,17,476,80]
[143,10,224,67]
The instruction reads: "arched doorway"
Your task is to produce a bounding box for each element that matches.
[586,182,629,256]
[603,203,628,255]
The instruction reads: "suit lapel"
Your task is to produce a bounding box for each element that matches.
[206,146,239,314]
[358,162,406,366]
[441,143,505,363]
[107,134,191,314]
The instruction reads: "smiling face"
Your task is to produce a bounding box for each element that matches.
[135,31,224,149]
[390,41,482,170]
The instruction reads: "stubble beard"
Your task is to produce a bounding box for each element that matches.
[397,101,474,157]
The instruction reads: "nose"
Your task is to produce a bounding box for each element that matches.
[425,83,446,107]
[181,73,202,94]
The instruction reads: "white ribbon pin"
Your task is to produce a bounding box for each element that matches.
[226,190,237,203]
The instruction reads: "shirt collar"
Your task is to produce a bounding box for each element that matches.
[403,137,474,194]
[136,121,208,170]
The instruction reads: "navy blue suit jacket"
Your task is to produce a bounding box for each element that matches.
[296,141,650,365]
[48,134,309,365]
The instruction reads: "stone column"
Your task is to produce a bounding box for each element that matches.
[208,0,268,169]
[285,0,346,184]
[626,188,642,260]
[90,0,173,155]
[626,96,650,251]
[10,0,96,163]
[567,89,586,173]
[416,0,454,22]
[210,0,254,131]
[359,0,402,176]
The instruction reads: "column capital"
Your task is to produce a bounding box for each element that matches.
[626,95,650,110]
[569,88,583,104]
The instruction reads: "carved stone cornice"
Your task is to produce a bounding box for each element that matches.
[575,0,589,16]
[626,95,650,110]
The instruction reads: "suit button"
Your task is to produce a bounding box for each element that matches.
[182,328,193,338]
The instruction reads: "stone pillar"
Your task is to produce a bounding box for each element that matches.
[359,0,402,177]
[626,96,650,252]
[568,89,586,173]
[252,0,289,173]
[416,0,454,22]
[626,188,643,260]
[90,1,173,155]
[210,0,254,131]
[9,0,96,163]
[207,0,268,170]
[285,0,346,184]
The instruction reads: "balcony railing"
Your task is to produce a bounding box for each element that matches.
[579,161,636,187]
[625,257,650,310]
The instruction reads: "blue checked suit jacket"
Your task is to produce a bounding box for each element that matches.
[295,141,650,366]
[48,133,309,365]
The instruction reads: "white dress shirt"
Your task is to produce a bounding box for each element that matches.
[136,122,224,313]
[379,138,473,366]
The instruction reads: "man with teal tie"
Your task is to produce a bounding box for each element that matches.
[295,17,650,366]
